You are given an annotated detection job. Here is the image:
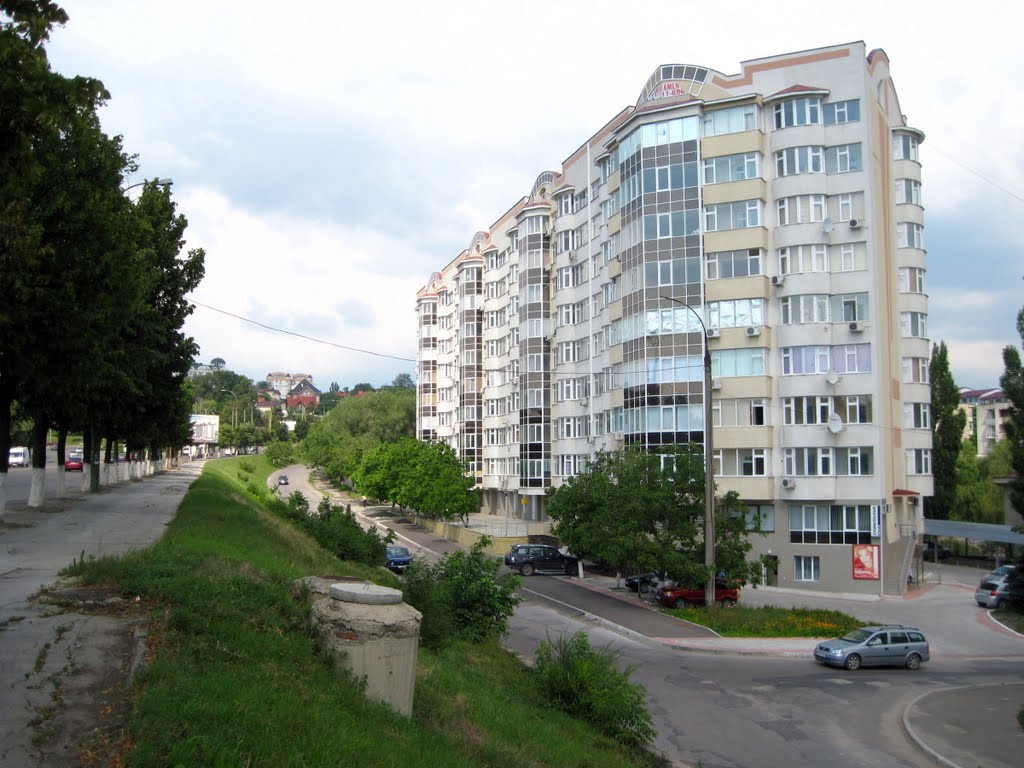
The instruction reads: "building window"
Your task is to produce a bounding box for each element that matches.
[896,178,922,206]
[778,244,828,274]
[823,99,860,125]
[703,104,758,137]
[903,356,930,384]
[790,504,872,545]
[773,97,821,129]
[907,448,932,475]
[643,210,701,239]
[901,312,928,338]
[894,133,920,162]
[703,152,759,184]
[708,298,765,329]
[706,248,762,279]
[825,144,863,173]
[705,200,762,232]
[904,402,931,429]
[642,161,699,192]
[897,222,925,249]
[776,195,826,226]
[743,504,775,532]
[794,555,820,581]
[899,266,926,294]
[714,448,769,477]
[711,349,767,377]
[775,146,824,177]
[781,295,829,324]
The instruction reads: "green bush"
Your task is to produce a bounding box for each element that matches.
[402,540,521,650]
[533,631,654,747]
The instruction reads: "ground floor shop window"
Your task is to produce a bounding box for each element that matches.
[794,555,820,581]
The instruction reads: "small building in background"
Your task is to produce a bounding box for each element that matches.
[959,388,1011,457]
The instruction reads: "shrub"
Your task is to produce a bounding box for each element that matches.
[533,631,654,747]
[402,540,521,650]
[303,501,389,567]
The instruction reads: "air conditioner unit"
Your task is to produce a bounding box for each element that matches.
[710,378,722,390]
[568,250,577,262]
[771,275,785,287]
[746,326,761,337]
[510,376,518,385]
[781,477,797,489]
[706,328,720,339]
[849,218,864,230]
[849,321,865,333]
[580,397,589,406]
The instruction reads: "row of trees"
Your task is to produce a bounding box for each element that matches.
[1,2,204,514]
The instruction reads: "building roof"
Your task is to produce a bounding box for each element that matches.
[960,388,1007,403]
[922,519,1024,546]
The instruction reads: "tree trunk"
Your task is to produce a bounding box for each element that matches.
[0,379,14,522]
[28,414,48,508]
[81,429,92,492]
[56,427,68,497]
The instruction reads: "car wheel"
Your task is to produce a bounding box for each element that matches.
[672,598,687,610]
[904,652,922,670]
[564,562,575,576]
[720,598,737,608]
[843,654,862,671]
[520,563,535,577]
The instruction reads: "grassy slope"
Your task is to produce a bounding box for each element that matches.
[67,457,664,768]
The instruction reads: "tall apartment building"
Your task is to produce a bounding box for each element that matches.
[960,388,1012,457]
[415,42,932,595]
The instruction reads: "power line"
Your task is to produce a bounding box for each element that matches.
[928,145,1024,205]
[187,298,417,363]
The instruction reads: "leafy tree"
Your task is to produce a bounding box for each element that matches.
[0,0,108,493]
[264,440,294,468]
[999,307,1024,516]
[302,388,414,482]
[547,446,762,587]
[390,373,414,389]
[951,442,1003,523]
[210,357,226,371]
[350,382,374,394]
[925,342,966,520]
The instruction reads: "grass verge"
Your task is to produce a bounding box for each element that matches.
[61,456,665,768]
[662,603,868,638]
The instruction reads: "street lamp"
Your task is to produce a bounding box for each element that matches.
[123,178,173,193]
[220,389,242,427]
[661,294,716,607]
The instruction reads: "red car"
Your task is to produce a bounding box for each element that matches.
[656,580,739,608]
[65,455,84,472]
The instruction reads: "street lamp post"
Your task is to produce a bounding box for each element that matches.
[123,178,173,193]
[661,295,716,607]
[220,389,242,427]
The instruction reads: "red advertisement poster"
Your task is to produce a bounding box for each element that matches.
[852,544,880,580]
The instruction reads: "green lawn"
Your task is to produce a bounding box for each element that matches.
[662,603,868,638]
[62,456,665,768]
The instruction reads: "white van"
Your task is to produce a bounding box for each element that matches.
[8,446,30,468]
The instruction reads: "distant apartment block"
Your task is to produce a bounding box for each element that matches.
[415,43,932,595]
[960,388,1011,456]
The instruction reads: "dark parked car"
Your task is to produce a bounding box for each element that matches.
[504,544,578,576]
[814,625,929,670]
[65,455,83,472]
[624,572,662,593]
[384,545,413,573]
[657,580,739,608]
[923,541,952,560]
[277,475,289,486]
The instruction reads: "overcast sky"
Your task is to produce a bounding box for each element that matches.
[45,0,1023,391]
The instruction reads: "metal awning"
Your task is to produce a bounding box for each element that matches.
[922,518,1024,546]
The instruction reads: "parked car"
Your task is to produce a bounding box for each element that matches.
[624,572,662,594]
[64,455,83,472]
[504,544,578,576]
[980,564,1016,583]
[656,580,739,608]
[384,545,413,573]
[8,446,29,468]
[975,574,1012,608]
[277,475,289,486]
[814,625,929,670]
[923,541,952,560]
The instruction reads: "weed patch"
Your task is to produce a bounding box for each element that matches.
[662,603,867,637]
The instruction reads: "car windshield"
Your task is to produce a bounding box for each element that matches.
[387,547,410,557]
[840,629,873,643]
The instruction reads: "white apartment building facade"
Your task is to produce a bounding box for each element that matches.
[416,43,932,595]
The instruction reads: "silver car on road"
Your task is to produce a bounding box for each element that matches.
[814,625,930,670]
